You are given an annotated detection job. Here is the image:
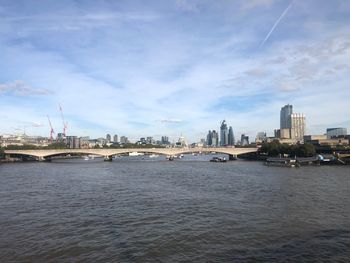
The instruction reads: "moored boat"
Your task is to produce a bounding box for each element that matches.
[265,157,299,167]
[210,157,227,162]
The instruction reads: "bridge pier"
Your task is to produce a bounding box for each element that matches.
[229,154,237,161]
[104,156,113,162]
[37,156,50,162]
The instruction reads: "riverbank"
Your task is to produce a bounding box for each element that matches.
[0,155,83,163]
[238,153,350,165]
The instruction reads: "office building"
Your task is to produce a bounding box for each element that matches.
[106,134,111,143]
[326,128,347,139]
[220,120,228,146]
[279,104,306,142]
[161,136,169,145]
[241,134,249,146]
[120,136,128,144]
[207,130,219,147]
[66,136,80,149]
[79,136,90,148]
[212,130,219,146]
[280,104,293,129]
[207,131,212,146]
[113,134,118,143]
[256,132,267,143]
[146,137,154,144]
[290,113,306,141]
[228,126,235,146]
[280,128,291,139]
[304,134,349,146]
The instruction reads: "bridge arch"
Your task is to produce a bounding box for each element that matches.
[42,151,106,159]
[4,147,258,161]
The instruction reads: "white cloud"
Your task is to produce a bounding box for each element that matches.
[160,118,183,123]
[0,80,53,96]
[245,68,268,77]
[175,0,200,12]
[279,83,298,92]
[240,0,276,10]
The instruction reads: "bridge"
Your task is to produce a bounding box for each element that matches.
[4,147,258,161]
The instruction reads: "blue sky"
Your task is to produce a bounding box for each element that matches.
[0,0,349,142]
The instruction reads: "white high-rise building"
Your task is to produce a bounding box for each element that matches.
[290,113,306,141]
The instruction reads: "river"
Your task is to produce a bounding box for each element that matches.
[1,156,349,262]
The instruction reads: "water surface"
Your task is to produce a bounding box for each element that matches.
[1,157,349,262]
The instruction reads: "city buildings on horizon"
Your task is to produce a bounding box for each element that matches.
[1,104,349,149]
[207,120,235,147]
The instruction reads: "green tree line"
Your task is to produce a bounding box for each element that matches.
[259,141,316,157]
[2,142,68,150]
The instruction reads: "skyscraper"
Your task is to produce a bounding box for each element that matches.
[106,134,111,143]
[279,104,306,141]
[220,120,228,146]
[113,134,118,143]
[256,132,267,143]
[280,104,293,129]
[161,136,169,145]
[241,134,249,146]
[211,130,219,146]
[228,126,235,146]
[206,130,212,146]
[120,136,128,144]
[290,113,306,141]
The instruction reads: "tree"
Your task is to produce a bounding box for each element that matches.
[260,140,280,156]
[46,142,68,149]
[259,141,316,157]
[292,143,316,157]
[5,144,38,150]
[301,143,316,157]
[279,143,290,155]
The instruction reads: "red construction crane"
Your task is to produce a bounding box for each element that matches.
[59,103,68,136]
[47,115,55,141]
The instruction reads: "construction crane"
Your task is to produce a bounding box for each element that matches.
[47,115,55,141]
[59,103,68,136]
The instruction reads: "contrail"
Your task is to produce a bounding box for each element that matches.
[259,1,294,48]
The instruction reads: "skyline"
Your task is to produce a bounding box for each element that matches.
[0,0,350,141]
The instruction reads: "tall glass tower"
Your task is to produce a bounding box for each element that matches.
[228,126,235,146]
[280,104,293,129]
[220,120,228,146]
[206,130,212,146]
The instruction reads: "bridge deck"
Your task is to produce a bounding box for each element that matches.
[4,147,258,159]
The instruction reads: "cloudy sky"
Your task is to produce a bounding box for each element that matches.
[0,0,349,142]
